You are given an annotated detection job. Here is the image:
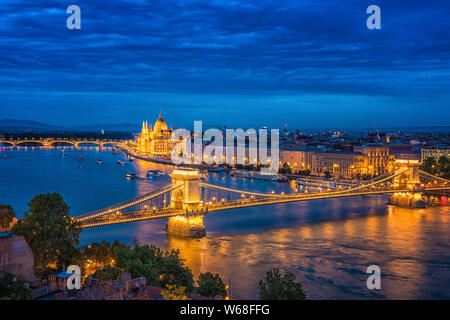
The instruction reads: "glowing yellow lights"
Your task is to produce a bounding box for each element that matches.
[172,169,201,176]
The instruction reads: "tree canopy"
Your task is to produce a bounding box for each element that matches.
[421,156,450,179]
[196,272,227,298]
[258,268,306,300]
[11,193,82,269]
[0,205,15,229]
[91,244,195,292]
[0,272,32,300]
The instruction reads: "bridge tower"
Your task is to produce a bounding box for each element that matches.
[166,169,206,237]
[392,160,421,188]
[390,160,426,208]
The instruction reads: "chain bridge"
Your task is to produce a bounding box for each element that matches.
[73,161,449,237]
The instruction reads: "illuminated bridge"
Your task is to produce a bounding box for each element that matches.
[0,138,120,148]
[73,162,449,237]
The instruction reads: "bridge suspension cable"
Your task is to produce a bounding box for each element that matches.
[74,182,183,221]
[417,169,450,184]
[199,182,283,198]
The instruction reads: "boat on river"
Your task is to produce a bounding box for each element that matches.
[147,170,164,178]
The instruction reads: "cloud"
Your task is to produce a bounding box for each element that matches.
[0,0,449,127]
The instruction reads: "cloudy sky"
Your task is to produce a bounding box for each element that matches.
[0,0,449,129]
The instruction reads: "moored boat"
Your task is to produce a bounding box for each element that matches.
[147,170,164,178]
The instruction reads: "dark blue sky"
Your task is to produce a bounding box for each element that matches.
[0,0,449,129]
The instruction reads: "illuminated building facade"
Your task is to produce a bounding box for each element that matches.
[136,112,176,157]
[421,146,450,161]
[353,144,390,176]
[280,145,391,179]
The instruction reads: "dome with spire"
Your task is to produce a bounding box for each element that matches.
[153,111,168,132]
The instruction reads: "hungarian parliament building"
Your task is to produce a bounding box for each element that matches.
[134,112,176,157]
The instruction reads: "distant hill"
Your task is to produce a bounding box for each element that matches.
[0,119,63,132]
[0,119,139,133]
[69,123,140,132]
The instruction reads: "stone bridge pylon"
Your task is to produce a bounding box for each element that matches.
[165,169,206,237]
[392,160,421,189]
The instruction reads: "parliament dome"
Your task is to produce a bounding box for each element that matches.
[154,111,168,131]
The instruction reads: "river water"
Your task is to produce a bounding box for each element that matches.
[1,147,449,299]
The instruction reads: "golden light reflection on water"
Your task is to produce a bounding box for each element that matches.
[161,205,450,299]
[127,158,450,299]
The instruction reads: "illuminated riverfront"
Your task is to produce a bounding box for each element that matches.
[1,0,449,306]
[1,147,449,299]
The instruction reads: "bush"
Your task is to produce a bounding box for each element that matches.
[196,272,227,297]
[0,272,32,300]
[258,268,306,300]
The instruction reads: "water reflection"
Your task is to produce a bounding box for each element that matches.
[1,148,449,299]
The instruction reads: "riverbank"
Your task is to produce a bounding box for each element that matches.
[118,145,231,172]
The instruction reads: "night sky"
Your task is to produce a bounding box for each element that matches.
[1,0,449,129]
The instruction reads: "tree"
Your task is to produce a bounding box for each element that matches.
[296,170,311,176]
[420,157,437,175]
[279,162,291,174]
[258,268,306,300]
[324,171,331,179]
[114,244,195,292]
[196,272,227,297]
[11,193,82,269]
[437,156,450,179]
[0,205,15,229]
[420,156,450,179]
[0,272,32,300]
[92,266,122,281]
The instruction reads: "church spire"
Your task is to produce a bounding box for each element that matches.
[159,110,162,119]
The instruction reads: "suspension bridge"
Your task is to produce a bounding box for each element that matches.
[73,160,449,237]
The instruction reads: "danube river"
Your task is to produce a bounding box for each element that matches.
[1,147,449,299]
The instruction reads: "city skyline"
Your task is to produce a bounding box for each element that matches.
[1,0,449,128]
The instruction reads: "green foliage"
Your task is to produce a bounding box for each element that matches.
[0,272,32,300]
[258,268,306,300]
[11,193,82,269]
[278,162,292,174]
[421,156,450,179]
[324,171,332,179]
[295,170,311,176]
[92,266,122,281]
[196,272,227,297]
[114,244,195,292]
[161,284,188,300]
[81,240,115,265]
[0,205,15,229]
